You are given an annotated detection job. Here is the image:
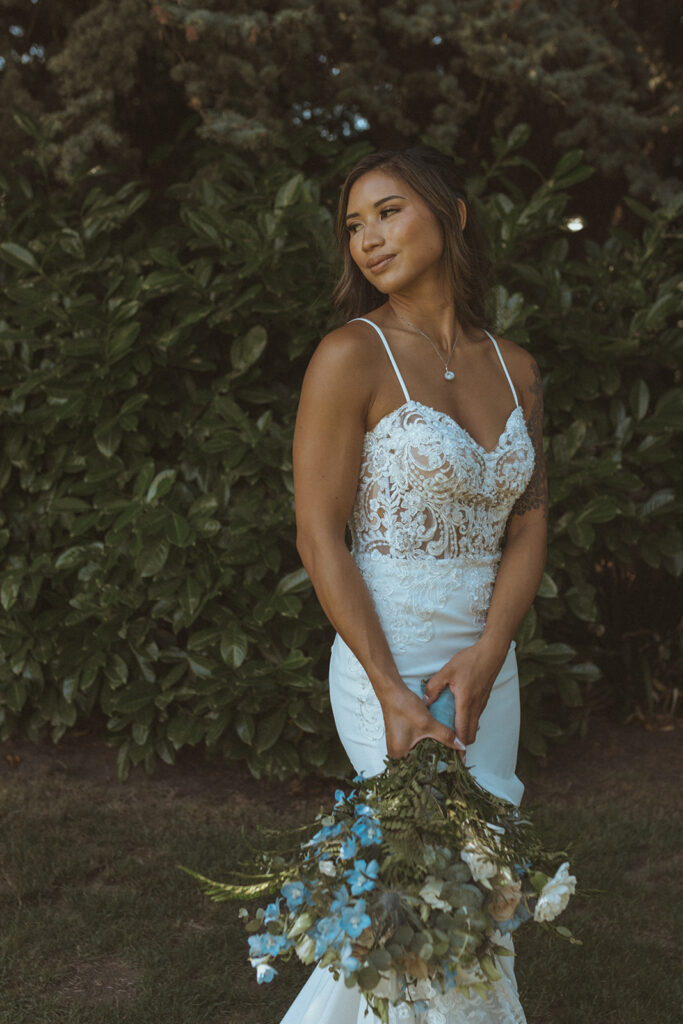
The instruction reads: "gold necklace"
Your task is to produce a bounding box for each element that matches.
[393,308,461,381]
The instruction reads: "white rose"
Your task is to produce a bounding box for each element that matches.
[460,842,498,883]
[318,859,336,876]
[534,862,577,923]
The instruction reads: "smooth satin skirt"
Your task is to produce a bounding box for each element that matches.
[280,558,527,1024]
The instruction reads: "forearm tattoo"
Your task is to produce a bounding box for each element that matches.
[512,360,548,520]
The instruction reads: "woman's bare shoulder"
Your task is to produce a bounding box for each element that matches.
[490,333,542,397]
[304,319,385,390]
[310,319,383,364]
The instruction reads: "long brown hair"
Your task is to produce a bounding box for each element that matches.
[332,147,493,331]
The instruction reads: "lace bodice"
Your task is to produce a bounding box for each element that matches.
[349,320,535,569]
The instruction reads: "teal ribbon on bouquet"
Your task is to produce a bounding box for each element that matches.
[419,677,455,731]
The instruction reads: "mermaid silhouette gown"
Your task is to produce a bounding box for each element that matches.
[281,318,535,1024]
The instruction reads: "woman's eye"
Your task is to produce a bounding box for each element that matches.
[380,207,399,218]
[347,223,361,234]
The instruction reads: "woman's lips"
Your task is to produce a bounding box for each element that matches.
[367,254,396,274]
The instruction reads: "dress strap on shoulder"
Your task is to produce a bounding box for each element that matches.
[483,329,519,407]
[351,317,411,402]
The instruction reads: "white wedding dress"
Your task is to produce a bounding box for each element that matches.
[281,318,535,1024]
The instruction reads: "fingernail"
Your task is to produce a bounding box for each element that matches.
[454,738,466,750]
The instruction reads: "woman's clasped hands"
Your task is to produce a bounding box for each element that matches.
[422,637,507,749]
[380,685,466,762]
[380,638,507,763]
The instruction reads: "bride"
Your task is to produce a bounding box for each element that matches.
[285,146,548,1023]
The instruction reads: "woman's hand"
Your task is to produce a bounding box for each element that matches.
[381,685,466,761]
[422,638,507,748]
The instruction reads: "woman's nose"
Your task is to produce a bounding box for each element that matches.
[361,219,384,250]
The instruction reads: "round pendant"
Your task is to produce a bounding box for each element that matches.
[444,370,455,381]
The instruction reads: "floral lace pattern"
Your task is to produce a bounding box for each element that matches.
[376,934,526,1024]
[356,552,499,649]
[342,400,534,744]
[332,636,385,742]
[350,402,534,567]
[387,979,527,1024]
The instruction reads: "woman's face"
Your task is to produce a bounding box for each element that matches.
[344,168,446,294]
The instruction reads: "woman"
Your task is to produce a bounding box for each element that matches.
[285,147,548,1023]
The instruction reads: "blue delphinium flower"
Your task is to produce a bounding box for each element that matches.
[334,789,347,806]
[263,898,281,924]
[247,933,268,959]
[344,858,380,895]
[340,899,371,939]
[352,815,382,847]
[256,962,278,984]
[330,884,350,913]
[312,915,344,957]
[339,941,361,976]
[354,803,374,817]
[248,932,289,962]
[281,880,309,911]
[307,822,343,848]
[340,834,358,861]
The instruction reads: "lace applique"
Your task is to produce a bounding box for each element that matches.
[377,937,526,1024]
[332,637,385,741]
[337,400,534,742]
[356,554,499,653]
[350,402,534,566]
[386,979,527,1024]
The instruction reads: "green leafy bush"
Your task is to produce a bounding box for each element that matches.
[475,128,682,747]
[0,149,348,780]
[0,129,680,779]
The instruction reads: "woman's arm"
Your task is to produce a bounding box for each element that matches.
[293,325,463,758]
[423,351,548,746]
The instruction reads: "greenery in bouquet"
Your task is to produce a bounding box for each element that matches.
[184,739,578,1021]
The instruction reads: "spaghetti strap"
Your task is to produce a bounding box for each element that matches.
[484,329,520,407]
[351,317,411,403]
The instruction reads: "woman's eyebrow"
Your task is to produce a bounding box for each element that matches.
[345,194,406,220]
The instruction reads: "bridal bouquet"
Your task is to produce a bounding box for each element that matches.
[184,739,577,1022]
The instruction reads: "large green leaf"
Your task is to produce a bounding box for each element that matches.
[254,706,289,754]
[0,242,39,272]
[145,470,177,503]
[230,325,267,372]
[220,622,248,668]
[137,539,170,577]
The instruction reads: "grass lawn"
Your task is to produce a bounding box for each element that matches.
[0,718,680,1024]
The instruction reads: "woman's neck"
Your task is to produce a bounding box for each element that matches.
[385,287,460,355]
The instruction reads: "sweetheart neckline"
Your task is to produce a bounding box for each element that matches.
[365,400,526,457]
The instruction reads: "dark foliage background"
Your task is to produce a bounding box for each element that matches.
[0,1,681,780]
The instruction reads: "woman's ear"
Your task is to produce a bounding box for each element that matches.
[456,197,467,232]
